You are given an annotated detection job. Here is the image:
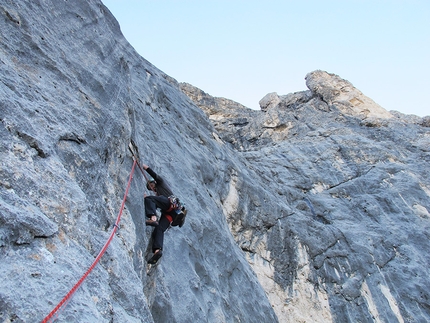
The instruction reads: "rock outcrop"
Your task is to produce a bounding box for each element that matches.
[1,1,429,323]
[0,1,276,322]
[180,75,430,322]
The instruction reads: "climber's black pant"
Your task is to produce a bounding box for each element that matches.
[144,195,173,252]
[151,215,171,252]
[144,195,171,217]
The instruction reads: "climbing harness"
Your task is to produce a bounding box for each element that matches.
[42,158,138,323]
[165,195,179,213]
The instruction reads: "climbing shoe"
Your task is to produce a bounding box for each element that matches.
[145,219,158,227]
[148,250,162,264]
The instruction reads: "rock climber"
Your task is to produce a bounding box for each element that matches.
[142,164,182,265]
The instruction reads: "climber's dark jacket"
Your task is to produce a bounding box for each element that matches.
[145,167,173,198]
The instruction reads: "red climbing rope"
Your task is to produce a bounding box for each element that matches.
[41,159,137,323]
[128,143,149,182]
[128,143,156,194]
[136,159,148,181]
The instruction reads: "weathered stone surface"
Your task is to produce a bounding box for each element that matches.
[0,1,276,322]
[181,73,430,322]
[1,0,430,323]
[259,92,281,111]
[305,70,394,119]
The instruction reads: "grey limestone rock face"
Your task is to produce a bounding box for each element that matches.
[180,74,430,322]
[305,70,394,119]
[0,1,277,322]
[1,0,430,323]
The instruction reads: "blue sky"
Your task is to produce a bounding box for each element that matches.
[102,0,429,117]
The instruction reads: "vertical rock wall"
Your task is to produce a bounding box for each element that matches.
[181,75,430,323]
[0,0,277,322]
[1,0,429,322]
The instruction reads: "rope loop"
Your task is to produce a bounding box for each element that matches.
[41,159,137,323]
